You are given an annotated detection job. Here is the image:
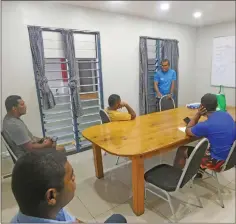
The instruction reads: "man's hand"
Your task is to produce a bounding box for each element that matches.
[167,94,172,99]
[157,92,162,98]
[197,106,208,117]
[42,139,53,148]
[119,101,127,108]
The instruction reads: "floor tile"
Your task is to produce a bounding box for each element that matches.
[226,181,235,191]
[1,177,17,210]
[180,188,235,223]
[1,206,19,223]
[95,199,168,223]
[65,196,94,222]
[75,176,131,217]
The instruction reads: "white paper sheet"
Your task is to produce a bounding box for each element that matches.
[178,127,186,133]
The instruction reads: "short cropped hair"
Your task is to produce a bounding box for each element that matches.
[108,94,121,107]
[5,95,22,112]
[161,59,170,65]
[11,150,67,216]
[201,93,218,112]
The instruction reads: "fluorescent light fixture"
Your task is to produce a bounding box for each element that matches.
[110,1,123,3]
[160,2,170,11]
[193,11,202,18]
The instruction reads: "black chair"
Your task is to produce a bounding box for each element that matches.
[99,109,120,165]
[203,140,236,208]
[159,95,175,111]
[144,138,209,222]
[1,131,18,164]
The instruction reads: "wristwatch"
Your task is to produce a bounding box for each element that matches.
[51,136,58,142]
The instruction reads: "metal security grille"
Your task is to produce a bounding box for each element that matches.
[32,28,103,154]
[74,33,103,150]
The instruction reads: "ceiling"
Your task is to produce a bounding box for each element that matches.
[61,1,235,27]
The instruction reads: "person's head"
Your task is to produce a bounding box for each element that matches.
[201,93,218,113]
[108,94,121,110]
[5,95,27,116]
[161,59,170,72]
[11,150,76,218]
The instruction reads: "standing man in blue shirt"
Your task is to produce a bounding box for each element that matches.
[154,59,176,111]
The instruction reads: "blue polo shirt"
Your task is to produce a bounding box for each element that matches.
[154,69,176,96]
[11,209,76,223]
[191,111,236,161]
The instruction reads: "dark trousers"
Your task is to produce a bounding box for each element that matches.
[104,214,127,223]
[156,97,160,112]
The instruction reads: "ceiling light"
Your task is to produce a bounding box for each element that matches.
[110,1,123,3]
[160,3,170,11]
[193,11,202,18]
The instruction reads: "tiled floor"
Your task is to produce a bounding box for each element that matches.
[1,147,235,223]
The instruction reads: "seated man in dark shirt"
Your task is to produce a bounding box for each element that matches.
[174,93,235,178]
[11,150,127,223]
[2,95,64,157]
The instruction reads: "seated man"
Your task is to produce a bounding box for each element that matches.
[105,94,136,121]
[2,95,64,157]
[174,93,236,178]
[11,150,127,223]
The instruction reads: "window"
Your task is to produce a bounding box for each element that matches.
[33,29,103,154]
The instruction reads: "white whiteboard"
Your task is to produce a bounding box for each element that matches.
[211,36,235,88]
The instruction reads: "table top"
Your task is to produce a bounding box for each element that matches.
[82,107,235,157]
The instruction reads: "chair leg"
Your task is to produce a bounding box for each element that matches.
[213,171,224,208]
[159,153,162,164]
[144,186,147,200]
[166,192,177,223]
[116,156,120,165]
[190,179,203,208]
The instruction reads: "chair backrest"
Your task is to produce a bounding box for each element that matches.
[159,95,175,111]
[1,131,18,164]
[177,138,209,190]
[99,109,111,124]
[222,140,236,171]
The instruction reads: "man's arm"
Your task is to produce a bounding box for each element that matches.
[185,106,208,136]
[23,139,54,151]
[124,103,136,120]
[154,82,162,98]
[154,72,162,98]
[120,102,136,120]
[170,80,175,95]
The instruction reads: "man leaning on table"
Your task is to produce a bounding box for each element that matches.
[105,94,136,121]
[154,59,176,111]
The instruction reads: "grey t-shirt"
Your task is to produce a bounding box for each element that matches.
[2,114,34,157]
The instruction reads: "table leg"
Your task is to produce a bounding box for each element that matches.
[92,143,104,179]
[132,156,144,216]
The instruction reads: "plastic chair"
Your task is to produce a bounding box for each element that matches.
[99,109,120,165]
[144,138,209,222]
[203,140,236,208]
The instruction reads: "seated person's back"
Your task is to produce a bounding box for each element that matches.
[192,110,235,160]
[11,150,127,223]
[105,94,136,121]
[187,93,235,161]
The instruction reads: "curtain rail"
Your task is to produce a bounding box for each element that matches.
[140,36,179,43]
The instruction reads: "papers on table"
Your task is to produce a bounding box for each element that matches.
[178,127,186,133]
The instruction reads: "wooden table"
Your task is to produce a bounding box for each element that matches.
[82,106,235,216]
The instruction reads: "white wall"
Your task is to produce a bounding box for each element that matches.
[2,1,197,135]
[195,22,235,106]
